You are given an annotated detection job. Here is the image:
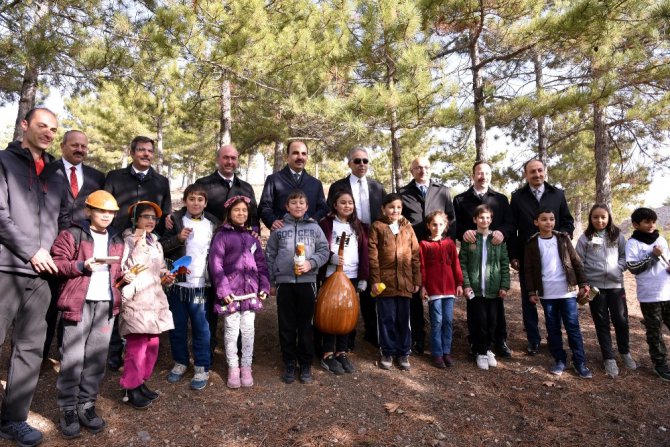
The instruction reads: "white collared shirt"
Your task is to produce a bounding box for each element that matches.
[62,159,83,191]
[217,171,234,183]
[132,167,149,176]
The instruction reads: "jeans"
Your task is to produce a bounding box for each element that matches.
[224,311,255,368]
[540,297,586,365]
[587,288,630,360]
[377,296,411,357]
[167,285,211,370]
[428,298,454,356]
[519,267,541,346]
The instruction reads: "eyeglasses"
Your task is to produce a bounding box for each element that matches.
[352,158,369,165]
[139,215,159,221]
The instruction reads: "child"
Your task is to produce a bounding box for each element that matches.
[318,190,369,375]
[576,204,636,378]
[458,205,509,371]
[626,207,670,381]
[209,195,270,388]
[50,190,124,439]
[420,210,464,369]
[119,201,175,409]
[369,193,421,371]
[160,184,220,390]
[265,190,330,384]
[524,208,592,378]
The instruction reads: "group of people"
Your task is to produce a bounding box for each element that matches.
[0,107,669,447]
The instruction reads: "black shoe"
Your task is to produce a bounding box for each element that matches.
[336,354,356,373]
[124,387,152,410]
[411,343,424,356]
[496,342,513,358]
[526,343,539,356]
[138,383,159,401]
[107,355,122,372]
[0,421,44,446]
[655,364,670,382]
[77,403,105,433]
[320,355,345,375]
[59,408,81,439]
[282,361,296,384]
[299,364,314,384]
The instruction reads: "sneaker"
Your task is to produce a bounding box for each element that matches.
[622,353,638,370]
[476,354,489,370]
[240,366,254,387]
[77,402,105,433]
[0,421,44,446]
[138,383,159,401]
[191,366,209,390]
[124,386,152,410]
[320,355,345,375]
[379,355,393,370]
[397,355,411,371]
[431,355,446,369]
[167,362,188,383]
[335,354,355,373]
[574,363,593,379]
[550,360,566,376]
[654,364,670,382]
[527,342,539,356]
[443,354,455,367]
[604,359,619,378]
[60,408,81,439]
[496,342,513,358]
[227,367,241,389]
[486,350,497,368]
[299,364,314,383]
[282,362,296,384]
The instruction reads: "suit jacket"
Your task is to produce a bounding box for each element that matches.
[104,165,172,235]
[326,174,386,224]
[194,171,258,228]
[509,181,574,260]
[258,165,328,229]
[43,159,105,231]
[398,179,455,241]
[452,186,514,243]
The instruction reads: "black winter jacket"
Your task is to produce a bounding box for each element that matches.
[194,171,258,227]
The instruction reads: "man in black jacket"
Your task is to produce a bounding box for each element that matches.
[327,147,386,346]
[453,161,515,358]
[398,156,456,354]
[0,107,67,446]
[510,159,575,355]
[259,140,328,230]
[42,130,106,361]
[103,136,172,370]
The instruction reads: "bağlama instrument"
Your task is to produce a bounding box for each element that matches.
[314,231,360,335]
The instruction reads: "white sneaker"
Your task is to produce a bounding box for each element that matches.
[486,350,497,368]
[622,353,637,370]
[476,355,489,370]
[604,359,619,378]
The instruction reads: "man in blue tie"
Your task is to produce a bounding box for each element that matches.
[398,156,456,355]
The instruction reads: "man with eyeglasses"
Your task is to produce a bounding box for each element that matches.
[327,147,386,346]
[103,135,172,371]
[399,156,456,355]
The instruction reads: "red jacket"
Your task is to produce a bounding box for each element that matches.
[51,222,125,322]
[420,237,463,296]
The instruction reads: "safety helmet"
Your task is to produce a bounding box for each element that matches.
[84,190,119,211]
[128,201,163,218]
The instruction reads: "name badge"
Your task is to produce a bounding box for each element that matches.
[250,243,257,254]
[591,236,603,246]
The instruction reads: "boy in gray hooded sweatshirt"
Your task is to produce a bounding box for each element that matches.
[266,190,330,384]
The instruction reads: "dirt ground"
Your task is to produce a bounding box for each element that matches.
[2,271,670,447]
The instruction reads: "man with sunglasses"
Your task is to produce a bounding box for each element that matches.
[399,156,456,355]
[327,147,386,346]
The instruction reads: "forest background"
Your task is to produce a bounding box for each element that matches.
[1,0,670,229]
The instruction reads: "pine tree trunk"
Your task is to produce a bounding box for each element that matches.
[533,53,548,162]
[155,116,164,175]
[574,194,583,235]
[217,78,232,150]
[470,36,487,162]
[273,139,284,173]
[390,111,402,192]
[13,64,40,141]
[593,101,612,208]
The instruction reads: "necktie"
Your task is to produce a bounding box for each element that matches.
[224,179,232,189]
[534,189,542,203]
[419,185,427,198]
[136,172,145,182]
[293,173,300,184]
[69,166,79,198]
[358,178,369,224]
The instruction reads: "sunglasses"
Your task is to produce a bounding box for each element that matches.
[352,158,369,165]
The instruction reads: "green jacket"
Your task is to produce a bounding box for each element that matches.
[459,232,510,298]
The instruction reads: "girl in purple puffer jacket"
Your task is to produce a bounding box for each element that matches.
[208,196,271,389]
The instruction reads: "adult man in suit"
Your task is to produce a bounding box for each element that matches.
[327,147,386,346]
[259,140,328,230]
[42,130,106,361]
[510,159,575,356]
[453,161,515,358]
[104,135,172,370]
[398,156,456,354]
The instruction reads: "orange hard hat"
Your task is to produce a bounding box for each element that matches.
[84,190,119,211]
[128,201,163,218]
